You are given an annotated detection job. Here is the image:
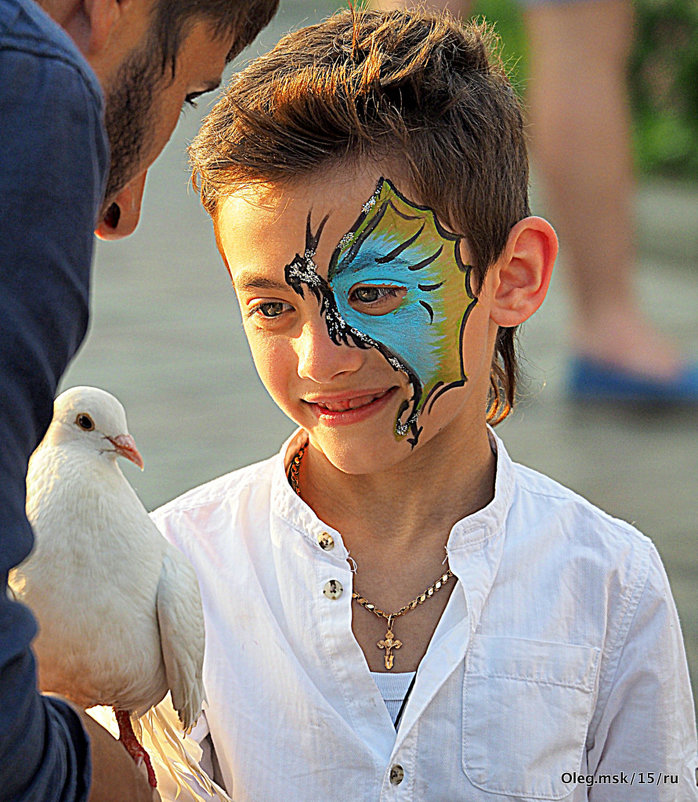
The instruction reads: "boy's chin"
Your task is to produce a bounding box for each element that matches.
[310,429,416,477]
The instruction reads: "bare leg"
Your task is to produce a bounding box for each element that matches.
[525,0,680,378]
[115,708,157,788]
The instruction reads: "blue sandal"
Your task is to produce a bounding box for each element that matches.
[567,357,698,404]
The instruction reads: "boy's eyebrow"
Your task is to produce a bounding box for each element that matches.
[234,274,290,292]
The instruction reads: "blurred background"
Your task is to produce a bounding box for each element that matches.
[61,0,698,705]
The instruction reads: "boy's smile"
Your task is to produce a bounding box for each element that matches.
[303,386,400,424]
[216,169,497,475]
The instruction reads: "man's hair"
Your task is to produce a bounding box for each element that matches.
[151,0,279,75]
[190,9,530,423]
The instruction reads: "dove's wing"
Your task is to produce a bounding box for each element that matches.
[156,547,206,729]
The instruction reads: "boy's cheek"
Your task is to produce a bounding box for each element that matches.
[246,333,273,375]
[246,337,296,408]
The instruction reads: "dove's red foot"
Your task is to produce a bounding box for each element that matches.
[114,708,157,787]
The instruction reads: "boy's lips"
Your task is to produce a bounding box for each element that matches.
[303,387,398,424]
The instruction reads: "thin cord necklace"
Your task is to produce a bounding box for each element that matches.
[288,444,455,670]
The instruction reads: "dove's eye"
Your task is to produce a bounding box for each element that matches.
[76,414,95,431]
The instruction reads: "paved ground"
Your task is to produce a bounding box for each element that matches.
[62,2,698,703]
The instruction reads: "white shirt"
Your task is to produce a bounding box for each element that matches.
[152,431,698,802]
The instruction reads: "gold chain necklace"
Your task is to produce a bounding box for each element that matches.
[288,445,455,670]
[353,571,454,669]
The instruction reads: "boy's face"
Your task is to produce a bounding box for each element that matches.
[217,170,499,475]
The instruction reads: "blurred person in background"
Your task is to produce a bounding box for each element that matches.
[375,0,698,404]
[0,0,276,799]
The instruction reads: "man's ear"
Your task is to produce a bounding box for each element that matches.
[63,0,126,58]
[489,216,558,327]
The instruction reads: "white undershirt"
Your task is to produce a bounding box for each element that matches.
[370,671,416,726]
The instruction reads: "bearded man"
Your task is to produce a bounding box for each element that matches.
[0,1,277,799]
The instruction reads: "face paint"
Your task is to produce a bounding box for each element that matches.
[285,178,477,446]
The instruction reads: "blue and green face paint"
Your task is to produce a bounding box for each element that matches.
[285,178,477,447]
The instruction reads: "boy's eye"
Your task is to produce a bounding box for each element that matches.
[353,287,383,303]
[252,301,291,318]
[348,285,406,315]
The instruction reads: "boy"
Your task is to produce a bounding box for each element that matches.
[153,9,698,800]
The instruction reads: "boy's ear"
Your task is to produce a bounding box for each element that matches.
[489,216,558,327]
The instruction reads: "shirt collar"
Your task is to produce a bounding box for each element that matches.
[443,428,515,634]
[445,427,515,550]
[269,427,515,570]
[270,430,352,559]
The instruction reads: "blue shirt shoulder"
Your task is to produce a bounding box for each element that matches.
[0,1,109,799]
[0,0,103,103]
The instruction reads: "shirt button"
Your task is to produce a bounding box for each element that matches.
[322,579,343,599]
[317,532,335,551]
[389,764,404,785]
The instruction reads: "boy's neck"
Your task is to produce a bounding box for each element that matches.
[297,420,496,557]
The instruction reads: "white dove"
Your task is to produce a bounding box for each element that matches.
[10,386,205,789]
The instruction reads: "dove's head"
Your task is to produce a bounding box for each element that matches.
[48,386,144,469]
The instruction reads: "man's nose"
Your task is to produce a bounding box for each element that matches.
[296,315,364,383]
[94,171,147,240]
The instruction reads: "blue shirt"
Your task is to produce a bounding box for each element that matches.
[0,1,108,798]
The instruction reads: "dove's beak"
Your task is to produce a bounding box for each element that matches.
[108,434,144,470]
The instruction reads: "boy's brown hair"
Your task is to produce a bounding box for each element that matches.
[189,8,530,422]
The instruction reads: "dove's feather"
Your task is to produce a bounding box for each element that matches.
[157,549,207,729]
[139,701,233,802]
[88,700,232,802]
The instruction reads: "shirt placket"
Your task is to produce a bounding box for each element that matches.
[306,522,398,762]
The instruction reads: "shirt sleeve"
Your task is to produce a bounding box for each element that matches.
[0,41,108,801]
[587,544,698,801]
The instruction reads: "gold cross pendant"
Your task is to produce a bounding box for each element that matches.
[377,627,402,670]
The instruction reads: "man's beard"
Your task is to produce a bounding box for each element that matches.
[101,42,162,217]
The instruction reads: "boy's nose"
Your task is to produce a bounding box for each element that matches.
[295,316,363,383]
